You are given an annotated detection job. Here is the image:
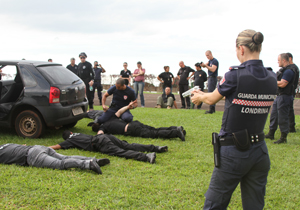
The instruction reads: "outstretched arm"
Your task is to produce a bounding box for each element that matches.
[49,144,62,150]
[115,100,137,117]
[102,92,110,111]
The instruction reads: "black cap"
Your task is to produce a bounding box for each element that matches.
[79,52,87,58]
[195,62,201,67]
[137,61,142,65]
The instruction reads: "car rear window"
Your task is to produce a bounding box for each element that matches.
[37,65,82,85]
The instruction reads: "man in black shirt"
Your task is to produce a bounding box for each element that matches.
[66,57,78,75]
[90,102,185,141]
[0,143,107,174]
[77,52,95,110]
[177,61,195,109]
[50,131,169,164]
[156,87,178,109]
[193,63,207,109]
[120,62,132,86]
[287,53,299,133]
[157,66,174,94]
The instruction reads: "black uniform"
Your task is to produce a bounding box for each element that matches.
[77,61,94,109]
[158,72,174,93]
[66,64,78,75]
[193,70,207,109]
[177,66,195,108]
[203,60,277,209]
[59,133,162,162]
[98,117,182,139]
[120,69,131,85]
[287,64,299,132]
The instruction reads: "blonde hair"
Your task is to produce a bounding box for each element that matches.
[236,29,264,52]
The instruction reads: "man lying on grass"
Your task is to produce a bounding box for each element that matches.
[49,131,168,164]
[0,143,110,174]
[87,102,186,141]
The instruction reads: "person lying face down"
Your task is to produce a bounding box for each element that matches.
[88,102,186,141]
[0,143,106,174]
[49,131,169,164]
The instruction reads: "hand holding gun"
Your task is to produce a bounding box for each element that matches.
[182,86,200,98]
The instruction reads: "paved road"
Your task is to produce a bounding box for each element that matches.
[93,92,300,115]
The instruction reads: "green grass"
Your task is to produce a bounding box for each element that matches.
[0,107,300,209]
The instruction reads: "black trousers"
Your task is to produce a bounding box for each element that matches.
[179,84,190,107]
[91,80,103,104]
[289,97,295,129]
[84,80,94,109]
[126,121,179,139]
[93,134,159,162]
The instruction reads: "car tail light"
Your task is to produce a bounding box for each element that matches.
[49,87,60,103]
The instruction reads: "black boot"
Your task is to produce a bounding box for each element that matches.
[265,129,276,140]
[289,127,296,133]
[274,132,287,144]
[205,106,215,114]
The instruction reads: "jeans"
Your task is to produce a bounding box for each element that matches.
[208,77,218,109]
[134,81,145,106]
[27,145,91,170]
[97,108,133,124]
[204,142,270,210]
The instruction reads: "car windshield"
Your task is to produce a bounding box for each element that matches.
[37,65,82,85]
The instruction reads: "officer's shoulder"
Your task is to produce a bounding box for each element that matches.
[229,65,245,71]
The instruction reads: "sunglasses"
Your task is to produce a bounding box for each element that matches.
[80,57,86,59]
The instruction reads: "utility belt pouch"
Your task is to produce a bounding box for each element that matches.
[212,132,220,167]
[232,129,251,151]
[110,102,116,108]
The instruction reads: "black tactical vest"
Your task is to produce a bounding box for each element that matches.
[221,67,277,135]
[277,68,295,95]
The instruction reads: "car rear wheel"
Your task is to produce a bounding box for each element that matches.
[63,121,77,129]
[15,110,45,138]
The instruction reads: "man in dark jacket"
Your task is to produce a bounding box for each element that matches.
[49,132,169,164]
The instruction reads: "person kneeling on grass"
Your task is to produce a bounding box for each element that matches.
[49,131,169,164]
[0,143,109,175]
[156,87,178,109]
[88,102,186,141]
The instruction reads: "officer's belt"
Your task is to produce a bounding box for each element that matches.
[208,76,216,78]
[219,132,265,146]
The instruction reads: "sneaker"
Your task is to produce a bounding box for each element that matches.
[289,127,296,133]
[96,158,110,167]
[146,152,156,164]
[90,159,102,174]
[157,146,168,153]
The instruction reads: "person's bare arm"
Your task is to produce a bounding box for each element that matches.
[102,92,110,111]
[157,76,163,83]
[173,100,178,109]
[172,77,175,85]
[115,100,137,117]
[191,88,223,106]
[49,144,62,150]
[99,64,106,73]
[201,63,217,73]
[187,72,195,80]
[277,79,289,88]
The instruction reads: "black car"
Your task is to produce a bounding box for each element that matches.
[0,60,88,138]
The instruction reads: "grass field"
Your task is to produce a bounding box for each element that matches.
[0,107,300,209]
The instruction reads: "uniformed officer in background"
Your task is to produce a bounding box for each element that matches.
[177,61,195,109]
[192,63,207,109]
[192,29,277,209]
[200,50,219,114]
[92,61,106,105]
[66,57,78,75]
[77,52,94,111]
[265,53,296,144]
[157,66,175,94]
[286,53,299,133]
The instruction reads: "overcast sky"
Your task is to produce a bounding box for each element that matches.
[1,0,299,82]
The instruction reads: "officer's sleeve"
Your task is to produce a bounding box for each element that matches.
[120,70,123,75]
[130,89,137,101]
[217,70,237,97]
[212,59,219,67]
[107,86,116,95]
[177,69,181,76]
[89,63,95,80]
[189,67,195,72]
[171,73,174,78]
[282,69,295,83]
[99,124,106,133]
[172,94,176,101]
[59,140,74,149]
[158,72,163,78]
[203,71,207,82]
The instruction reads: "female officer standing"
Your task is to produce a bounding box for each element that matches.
[192,29,277,209]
